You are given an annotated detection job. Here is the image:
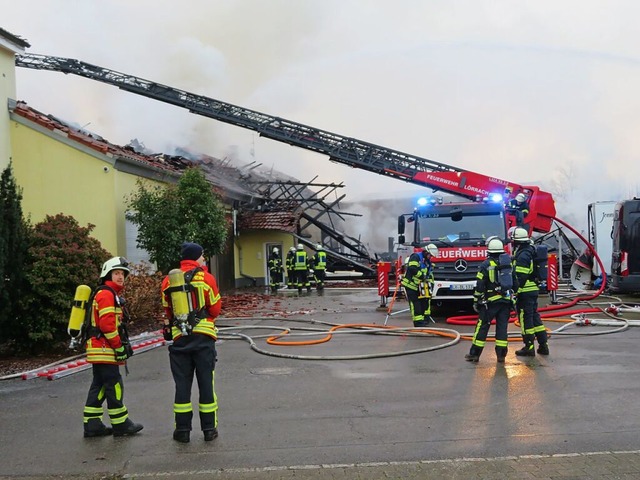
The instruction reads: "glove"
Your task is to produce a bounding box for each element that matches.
[162,324,173,341]
[114,346,129,362]
[472,302,479,313]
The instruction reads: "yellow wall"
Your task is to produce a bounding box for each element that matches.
[234,231,295,285]
[10,117,166,255]
[0,44,20,171]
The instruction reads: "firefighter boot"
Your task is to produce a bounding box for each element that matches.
[515,336,536,357]
[537,343,550,355]
[173,429,190,443]
[203,428,218,441]
[113,418,144,437]
[465,346,483,363]
[84,419,113,438]
[495,346,508,363]
[413,320,428,328]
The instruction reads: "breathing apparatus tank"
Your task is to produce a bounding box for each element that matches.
[168,268,194,335]
[68,284,92,338]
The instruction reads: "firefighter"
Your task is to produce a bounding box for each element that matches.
[511,227,549,357]
[465,237,513,363]
[286,246,296,288]
[83,257,143,438]
[401,245,436,328]
[312,244,327,291]
[293,243,311,293]
[268,247,284,293]
[506,192,530,228]
[420,244,438,323]
[161,242,222,443]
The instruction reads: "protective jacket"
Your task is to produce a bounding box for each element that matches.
[161,259,222,341]
[313,250,327,271]
[401,253,427,291]
[268,253,284,274]
[513,244,539,294]
[294,250,310,270]
[473,256,513,305]
[86,280,127,365]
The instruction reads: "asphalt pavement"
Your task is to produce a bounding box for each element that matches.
[1,287,640,479]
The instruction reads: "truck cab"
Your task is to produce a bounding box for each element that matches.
[398,196,508,303]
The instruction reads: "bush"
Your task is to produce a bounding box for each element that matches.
[20,214,111,353]
[123,262,165,335]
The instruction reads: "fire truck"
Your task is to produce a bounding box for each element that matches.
[396,172,556,302]
[15,54,557,298]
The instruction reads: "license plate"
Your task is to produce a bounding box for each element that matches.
[450,283,475,290]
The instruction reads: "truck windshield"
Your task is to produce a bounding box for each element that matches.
[416,211,506,244]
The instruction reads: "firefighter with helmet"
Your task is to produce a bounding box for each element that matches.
[161,242,222,443]
[511,227,549,357]
[420,244,438,323]
[401,244,437,327]
[293,243,312,293]
[506,192,530,228]
[286,246,296,289]
[465,237,513,363]
[312,244,327,291]
[268,247,284,293]
[83,256,143,438]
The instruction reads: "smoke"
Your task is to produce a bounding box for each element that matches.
[3,0,640,238]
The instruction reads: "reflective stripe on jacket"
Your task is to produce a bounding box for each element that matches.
[294,250,308,270]
[513,244,538,294]
[161,260,222,341]
[86,281,124,365]
[314,251,327,270]
[473,257,511,304]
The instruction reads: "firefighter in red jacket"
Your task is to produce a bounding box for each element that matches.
[161,242,222,443]
[83,257,143,438]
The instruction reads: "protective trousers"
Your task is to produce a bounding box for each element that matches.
[470,301,511,359]
[169,334,218,433]
[314,269,326,290]
[405,288,426,325]
[84,363,129,430]
[294,269,310,291]
[517,291,547,349]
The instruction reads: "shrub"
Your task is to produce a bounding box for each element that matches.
[123,262,165,335]
[21,214,111,352]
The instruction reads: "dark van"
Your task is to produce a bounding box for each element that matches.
[610,198,640,293]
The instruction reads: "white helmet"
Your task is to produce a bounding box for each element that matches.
[273,247,279,254]
[423,244,438,257]
[289,247,296,252]
[100,256,130,281]
[486,237,505,254]
[316,244,323,250]
[515,193,526,203]
[297,244,304,250]
[511,227,530,243]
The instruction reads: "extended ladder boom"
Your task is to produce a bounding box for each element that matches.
[15,53,556,232]
[15,53,458,182]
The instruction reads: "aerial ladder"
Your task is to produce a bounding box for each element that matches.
[15,53,556,233]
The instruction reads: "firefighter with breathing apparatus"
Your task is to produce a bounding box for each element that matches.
[286,246,296,289]
[401,244,438,327]
[511,227,549,357]
[465,237,513,363]
[161,242,222,443]
[268,247,284,293]
[312,244,328,291]
[79,256,143,438]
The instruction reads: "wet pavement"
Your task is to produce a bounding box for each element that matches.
[1,287,640,479]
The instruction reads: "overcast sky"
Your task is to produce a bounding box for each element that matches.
[3,0,640,233]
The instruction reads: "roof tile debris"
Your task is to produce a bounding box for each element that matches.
[238,210,301,233]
